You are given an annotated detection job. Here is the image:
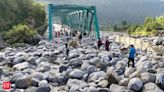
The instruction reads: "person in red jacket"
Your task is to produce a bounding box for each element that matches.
[105,37,110,51]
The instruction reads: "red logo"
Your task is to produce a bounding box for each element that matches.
[3,82,11,90]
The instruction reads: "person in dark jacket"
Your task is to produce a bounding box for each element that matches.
[104,37,110,51]
[128,45,136,67]
[65,43,69,56]
[83,32,87,36]
[78,33,82,41]
[97,38,103,49]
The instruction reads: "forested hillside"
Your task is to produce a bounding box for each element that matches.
[0,0,47,45]
[0,0,46,33]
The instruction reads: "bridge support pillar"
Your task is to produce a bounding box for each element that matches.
[48,4,53,41]
[93,6,100,39]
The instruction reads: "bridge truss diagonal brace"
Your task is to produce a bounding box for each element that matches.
[48,4,100,41]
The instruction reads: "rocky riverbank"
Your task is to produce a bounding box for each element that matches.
[0,36,164,92]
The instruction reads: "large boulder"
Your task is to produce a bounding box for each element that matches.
[11,72,24,82]
[26,56,36,65]
[89,57,100,65]
[98,51,112,64]
[110,84,127,92]
[156,73,164,90]
[106,68,120,86]
[153,37,164,45]
[119,78,129,86]
[97,80,109,87]
[31,72,43,81]
[127,78,143,92]
[35,57,48,64]
[56,75,67,85]
[38,66,50,73]
[69,86,79,92]
[15,76,32,89]
[69,58,83,68]
[159,62,164,68]
[12,52,29,65]
[59,65,68,73]
[85,54,96,60]
[89,57,107,71]
[124,67,135,77]
[142,82,163,92]
[88,71,106,83]
[138,56,148,62]
[25,87,37,92]
[81,63,97,74]
[143,61,153,69]
[140,72,156,84]
[69,69,85,79]
[87,86,97,92]
[129,71,140,79]
[69,52,79,59]
[31,78,40,87]
[67,79,88,89]
[0,52,5,59]
[13,56,24,65]
[38,80,49,87]
[36,87,51,92]
[97,88,110,92]
[13,62,29,70]
[116,65,125,76]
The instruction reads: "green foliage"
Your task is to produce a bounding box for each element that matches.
[4,24,37,45]
[100,25,113,32]
[128,16,164,36]
[0,0,46,35]
[69,40,78,48]
[11,43,28,48]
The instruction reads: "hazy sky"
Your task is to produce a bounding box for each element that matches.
[36,0,164,25]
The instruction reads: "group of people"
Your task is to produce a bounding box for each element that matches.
[97,37,111,51]
[97,37,136,68]
[64,32,136,68]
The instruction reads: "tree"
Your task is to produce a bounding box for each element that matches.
[0,0,46,34]
[122,21,127,26]
[4,24,38,45]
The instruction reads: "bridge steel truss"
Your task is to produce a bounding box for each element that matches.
[48,4,100,41]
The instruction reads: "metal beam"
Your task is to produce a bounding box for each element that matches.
[93,7,100,39]
[48,4,53,41]
[48,4,100,40]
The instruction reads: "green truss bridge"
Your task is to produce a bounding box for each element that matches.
[48,4,100,41]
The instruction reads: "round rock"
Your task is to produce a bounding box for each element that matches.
[127,77,143,92]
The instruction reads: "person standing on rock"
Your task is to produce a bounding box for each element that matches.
[105,37,110,51]
[128,45,136,67]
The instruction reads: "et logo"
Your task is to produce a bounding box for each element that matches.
[2,82,11,90]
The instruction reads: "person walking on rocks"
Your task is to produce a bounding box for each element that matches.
[105,37,110,51]
[97,38,103,49]
[128,45,136,67]
[78,32,82,41]
[65,43,69,58]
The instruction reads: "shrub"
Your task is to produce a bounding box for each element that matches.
[4,24,38,45]
[69,40,78,48]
